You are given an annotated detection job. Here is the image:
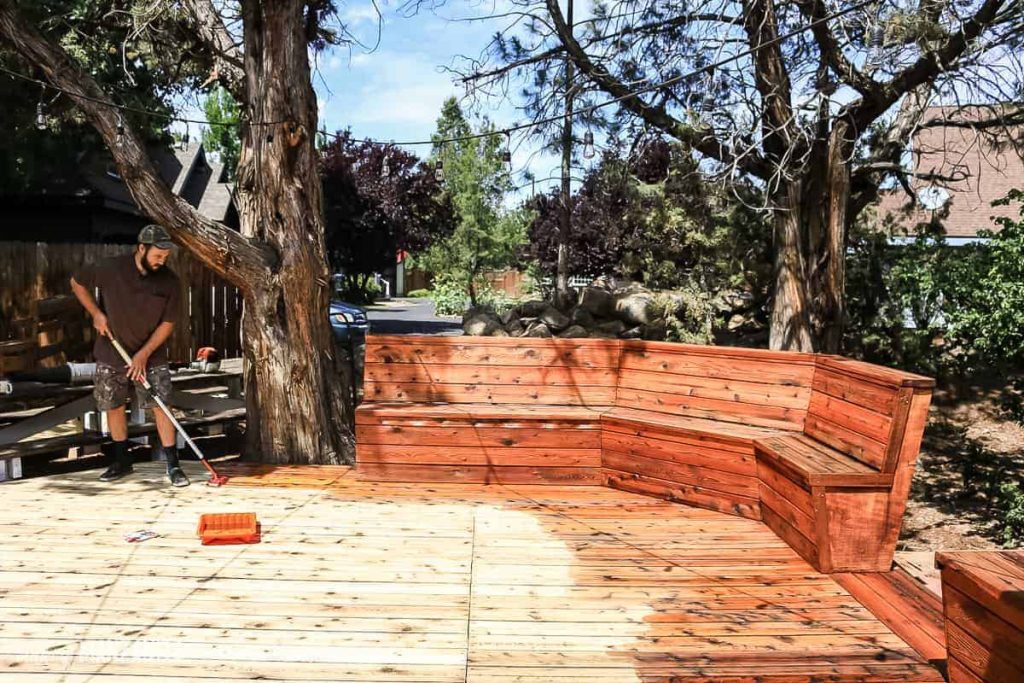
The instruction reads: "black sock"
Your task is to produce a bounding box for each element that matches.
[164,446,180,471]
[111,440,130,467]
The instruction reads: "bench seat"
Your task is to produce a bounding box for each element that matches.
[754,434,894,488]
[355,401,608,485]
[601,407,789,520]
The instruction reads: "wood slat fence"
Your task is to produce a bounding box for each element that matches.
[0,242,242,369]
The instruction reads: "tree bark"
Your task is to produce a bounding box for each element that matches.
[819,119,854,354]
[234,0,352,464]
[769,180,814,352]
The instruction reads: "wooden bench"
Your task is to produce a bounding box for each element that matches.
[356,335,618,484]
[356,335,934,572]
[936,550,1024,683]
[602,341,814,519]
[754,355,934,572]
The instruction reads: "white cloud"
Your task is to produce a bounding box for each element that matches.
[342,4,384,25]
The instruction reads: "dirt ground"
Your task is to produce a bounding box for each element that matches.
[899,379,1024,552]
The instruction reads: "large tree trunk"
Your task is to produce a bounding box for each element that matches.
[818,119,854,354]
[769,180,815,352]
[234,1,352,464]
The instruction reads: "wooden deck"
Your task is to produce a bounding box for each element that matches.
[0,462,945,682]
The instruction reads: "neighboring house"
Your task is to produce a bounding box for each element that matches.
[876,106,1024,245]
[4,141,236,241]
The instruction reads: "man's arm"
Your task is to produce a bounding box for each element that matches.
[70,276,110,338]
[126,321,175,382]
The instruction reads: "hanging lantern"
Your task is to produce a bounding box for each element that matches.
[583,130,595,159]
[435,159,444,182]
[35,101,46,130]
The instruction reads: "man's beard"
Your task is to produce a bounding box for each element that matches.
[141,247,163,273]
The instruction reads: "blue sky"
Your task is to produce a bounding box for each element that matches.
[312,0,572,198]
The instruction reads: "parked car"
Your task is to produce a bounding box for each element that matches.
[329,300,369,345]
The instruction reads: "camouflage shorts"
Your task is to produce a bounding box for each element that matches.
[93,363,172,411]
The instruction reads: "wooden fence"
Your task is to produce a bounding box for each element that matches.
[0,242,242,366]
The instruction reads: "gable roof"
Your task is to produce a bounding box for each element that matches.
[876,105,1024,238]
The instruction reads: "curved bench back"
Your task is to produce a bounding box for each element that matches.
[809,356,934,472]
[363,335,621,406]
[616,341,815,431]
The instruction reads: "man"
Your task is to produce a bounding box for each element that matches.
[70,224,189,487]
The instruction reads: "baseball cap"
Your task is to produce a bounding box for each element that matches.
[138,224,175,249]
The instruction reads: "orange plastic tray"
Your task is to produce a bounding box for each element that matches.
[197,512,260,545]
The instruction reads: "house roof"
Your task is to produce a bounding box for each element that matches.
[75,142,233,223]
[876,105,1024,238]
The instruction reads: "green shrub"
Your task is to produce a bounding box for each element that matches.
[407,289,430,298]
[1001,481,1024,548]
[429,273,468,316]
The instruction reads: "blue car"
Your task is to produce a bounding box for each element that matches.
[330,300,369,345]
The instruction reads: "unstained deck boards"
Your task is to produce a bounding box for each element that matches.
[0,462,944,682]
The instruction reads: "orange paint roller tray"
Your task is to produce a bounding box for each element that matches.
[197,512,261,545]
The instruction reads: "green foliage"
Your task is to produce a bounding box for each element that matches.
[846,192,1024,380]
[654,289,715,345]
[1,0,184,193]
[1001,481,1024,548]
[201,87,240,179]
[415,98,526,306]
[946,190,1024,370]
[407,289,430,298]
[526,140,771,318]
[429,272,469,316]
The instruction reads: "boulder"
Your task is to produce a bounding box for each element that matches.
[523,322,552,338]
[620,325,645,339]
[539,306,571,332]
[578,287,615,318]
[614,289,656,326]
[556,324,589,338]
[518,299,548,317]
[594,320,627,337]
[463,311,502,336]
[571,307,595,328]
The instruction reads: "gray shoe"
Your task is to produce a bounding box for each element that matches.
[168,467,190,488]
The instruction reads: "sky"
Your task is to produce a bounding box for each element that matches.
[311,0,575,199]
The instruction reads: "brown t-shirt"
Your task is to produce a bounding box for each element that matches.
[74,254,181,368]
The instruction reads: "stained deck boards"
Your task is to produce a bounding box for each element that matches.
[0,463,944,682]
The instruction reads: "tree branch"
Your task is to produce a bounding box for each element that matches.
[848,0,1005,131]
[181,0,246,100]
[0,0,271,293]
[795,0,874,94]
[543,0,768,179]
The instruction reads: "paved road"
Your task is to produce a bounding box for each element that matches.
[364,298,462,336]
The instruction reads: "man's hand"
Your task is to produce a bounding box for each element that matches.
[92,312,111,338]
[126,351,149,384]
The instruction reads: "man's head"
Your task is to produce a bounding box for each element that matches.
[136,224,174,273]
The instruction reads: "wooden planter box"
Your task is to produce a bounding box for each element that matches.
[936,550,1024,682]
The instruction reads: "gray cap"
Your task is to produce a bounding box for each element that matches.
[138,224,174,249]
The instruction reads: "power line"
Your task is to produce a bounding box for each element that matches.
[3,0,877,147]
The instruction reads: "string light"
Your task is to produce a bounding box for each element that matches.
[582,130,595,159]
[866,20,886,69]
[502,132,512,173]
